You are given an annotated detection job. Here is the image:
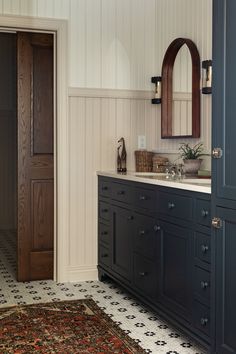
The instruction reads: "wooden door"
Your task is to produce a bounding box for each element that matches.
[214,207,236,354]
[17,32,54,281]
[212,0,236,203]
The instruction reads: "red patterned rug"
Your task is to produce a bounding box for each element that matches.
[0,298,145,353]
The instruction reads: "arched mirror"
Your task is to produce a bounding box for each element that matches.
[161,38,200,138]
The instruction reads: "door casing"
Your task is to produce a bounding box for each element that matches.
[0,15,69,282]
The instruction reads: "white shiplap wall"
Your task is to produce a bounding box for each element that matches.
[0,0,212,281]
[155,0,212,154]
[0,0,156,90]
[68,90,157,279]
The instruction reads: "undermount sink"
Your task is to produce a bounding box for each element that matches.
[181,178,211,184]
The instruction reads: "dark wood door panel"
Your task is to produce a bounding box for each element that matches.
[32,42,53,155]
[31,180,53,250]
[30,251,53,280]
[17,32,54,281]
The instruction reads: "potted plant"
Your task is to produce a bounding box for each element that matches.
[179,142,206,176]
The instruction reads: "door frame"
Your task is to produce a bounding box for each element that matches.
[0,15,69,282]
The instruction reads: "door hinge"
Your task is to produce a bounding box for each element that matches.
[212,147,223,159]
[212,217,222,229]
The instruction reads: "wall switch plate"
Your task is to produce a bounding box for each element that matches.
[138,135,146,149]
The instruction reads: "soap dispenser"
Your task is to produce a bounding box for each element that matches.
[118,137,127,173]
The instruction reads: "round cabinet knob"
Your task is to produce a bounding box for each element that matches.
[139,272,146,277]
[139,230,145,236]
[168,202,175,209]
[200,318,209,326]
[102,186,108,191]
[101,254,109,258]
[101,231,108,236]
[154,225,161,232]
[200,281,209,289]
[139,195,147,201]
[117,190,125,195]
[127,215,134,221]
[201,244,209,253]
[102,208,108,213]
[201,209,209,217]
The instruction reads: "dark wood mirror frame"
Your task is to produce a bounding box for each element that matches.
[161,38,200,139]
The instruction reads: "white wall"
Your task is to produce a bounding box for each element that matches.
[0,0,212,282]
[0,0,156,90]
[154,0,212,155]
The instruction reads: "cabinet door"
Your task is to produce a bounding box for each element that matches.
[160,221,192,321]
[111,206,133,281]
[212,0,236,201]
[215,207,236,354]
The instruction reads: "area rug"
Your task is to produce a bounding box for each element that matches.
[0,298,146,353]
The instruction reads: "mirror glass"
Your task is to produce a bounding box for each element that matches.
[172,44,192,136]
[161,38,200,139]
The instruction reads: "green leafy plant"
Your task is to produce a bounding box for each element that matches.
[179,142,206,160]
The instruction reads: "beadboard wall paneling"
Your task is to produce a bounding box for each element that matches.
[0,0,156,90]
[68,90,157,276]
[155,0,212,153]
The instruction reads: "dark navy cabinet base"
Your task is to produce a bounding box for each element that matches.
[98,176,211,351]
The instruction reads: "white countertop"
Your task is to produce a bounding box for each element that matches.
[97,171,211,194]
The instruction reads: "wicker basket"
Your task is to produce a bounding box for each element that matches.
[135,150,154,172]
[152,154,169,173]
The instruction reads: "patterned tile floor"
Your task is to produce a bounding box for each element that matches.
[0,230,207,354]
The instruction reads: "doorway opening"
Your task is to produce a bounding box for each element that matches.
[0,31,54,282]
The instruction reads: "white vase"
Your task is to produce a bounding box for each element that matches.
[183,159,202,176]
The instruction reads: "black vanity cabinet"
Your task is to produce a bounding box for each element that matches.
[98,176,211,349]
[212,1,236,353]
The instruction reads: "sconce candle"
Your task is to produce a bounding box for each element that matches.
[202,60,212,94]
[151,76,162,104]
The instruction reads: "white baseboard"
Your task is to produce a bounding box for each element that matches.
[67,265,98,282]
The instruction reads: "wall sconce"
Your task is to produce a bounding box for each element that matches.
[202,60,212,94]
[151,76,162,104]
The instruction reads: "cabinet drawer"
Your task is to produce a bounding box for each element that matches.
[195,232,211,264]
[133,254,158,298]
[134,187,156,210]
[157,191,193,221]
[98,244,111,268]
[98,201,111,222]
[193,301,210,337]
[98,178,112,198]
[194,267,211,304]
[196,199,211,227]
[112,182,134,204]
[98,222,110,245]
[134,213,160,260]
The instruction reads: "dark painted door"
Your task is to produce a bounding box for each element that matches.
[17,32,54,281]
[212,0,236,202]
[112,206,133,281]
[214,207,236,354]
[159,221,192,322]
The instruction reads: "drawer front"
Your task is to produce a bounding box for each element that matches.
[98,178,112,198]
[193,301,210,337]
[194,267,211,304]
[196,199,211,227]
[98,222,110,245]
[112,182,134,204]
[99,201,111,221]
[195,232,211,264]
[134,187,156,210]
[133,254,158,298]
[98,244,111,268]
[157,191,193,221]
[134,214,160,260]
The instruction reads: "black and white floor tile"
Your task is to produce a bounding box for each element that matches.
[0,230,207,354]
